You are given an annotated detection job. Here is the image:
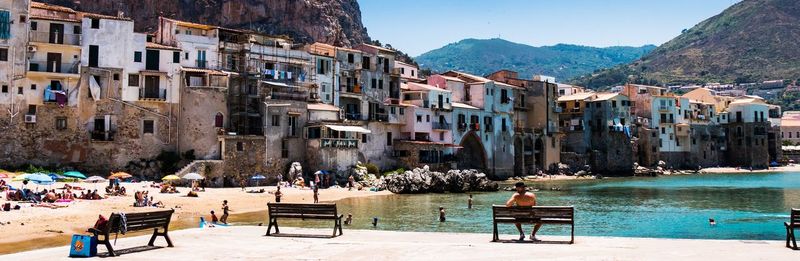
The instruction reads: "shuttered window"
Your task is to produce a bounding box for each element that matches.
[0,10,10,39]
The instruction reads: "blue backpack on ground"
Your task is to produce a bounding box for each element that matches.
[69,234,97,257]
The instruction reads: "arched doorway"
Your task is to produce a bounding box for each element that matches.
[534,137,545,172]
[214,112,224,128]
[514,137,524,176]
[457,132,487,171]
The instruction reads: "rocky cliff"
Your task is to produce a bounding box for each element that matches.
[382,167,499,194]
[40,0,371,46]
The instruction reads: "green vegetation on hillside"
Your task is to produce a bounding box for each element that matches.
[416,38,654,81]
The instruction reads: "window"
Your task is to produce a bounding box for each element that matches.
[17,87,22,94]
[90,18,100,29]
[307,127,321,139]
[27,105,36,115]
[31,21,38,30]
[173,52,180,63]
[31,84,36,90]
[378,79,383,89]
[271,115,280,126]
[134,51,142,63]
[143,120,155,134]
[362,56,370,70]
[500,89,508,103]
[0,48,7,61]
[416,115,422,122]
[1,85,7,93]
[502,118,507,132]
[288,116,297,137]
[387,132,393,146]
[214,112,224,128]
[56,117,67,130]
[113,74,119,81]
[361,134,367,143]
[400,68,405,74]
[0,10,9,39]
[426,115,430,122]
[390,107,396,114]
[347,53,354,63]
[439,132,445,141]
[612,100,617,108]
[128,74,139,86]
[412,70,415,77]
[371,79,377,89]
[281,140,288,158]
[185,52,189,60]
[399,108,404,115]
[236,142,244,151]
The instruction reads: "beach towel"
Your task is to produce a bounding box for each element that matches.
[119,213,128,235]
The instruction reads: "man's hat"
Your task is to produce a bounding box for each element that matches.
[515,182,526,188]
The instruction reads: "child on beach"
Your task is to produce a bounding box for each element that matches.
[439,207,446,222]
[468,194,473,209]
[313,186,319,203]
[345,213,353,225]
[221,200,231,224]
[274,186,283,203]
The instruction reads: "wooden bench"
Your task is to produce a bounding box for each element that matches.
[266,203,343,237]
[492,205,574,243]
[786,208,799,250]
[89,209,175,256]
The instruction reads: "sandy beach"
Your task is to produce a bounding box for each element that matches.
[4,226,797,260]
[701,165,800,174]
[0,181,389,254]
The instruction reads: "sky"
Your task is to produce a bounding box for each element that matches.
[358,0,741,56]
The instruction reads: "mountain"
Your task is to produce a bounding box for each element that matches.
[38,0,371,46]
[571,0,800,88]
[415,38,655,81]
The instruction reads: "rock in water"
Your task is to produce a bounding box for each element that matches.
[383,166,498,194]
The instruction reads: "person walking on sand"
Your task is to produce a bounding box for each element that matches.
[220,200,231,224]
[439,207,446,222]
[274,186,283,203]
[506,182,542,241]
[468,194,474,209]
[313,185,319,203]
[348,175,355,191]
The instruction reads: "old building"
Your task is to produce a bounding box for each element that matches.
[724,97,771,168]
[485,70,561,176]
[585,93,635,174]
[0,0,29,108]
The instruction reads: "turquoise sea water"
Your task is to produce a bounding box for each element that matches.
[248,172,800,240]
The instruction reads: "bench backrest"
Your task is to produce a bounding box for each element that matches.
[106,209,174,233]
[268,203,337,217]
[792,208,800,225]
[492,205,574,220]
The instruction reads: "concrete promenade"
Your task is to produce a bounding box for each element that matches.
[4,226,797,260]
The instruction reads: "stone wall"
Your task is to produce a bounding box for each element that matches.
[725,122,770,168]
[221,135,269,186]
[178,85,227,160]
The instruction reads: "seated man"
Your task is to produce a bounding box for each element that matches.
[506,182,542,241]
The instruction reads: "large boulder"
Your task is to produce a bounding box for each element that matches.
[383,166,498,194]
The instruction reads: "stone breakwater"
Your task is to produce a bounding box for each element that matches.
[382,166,499,194]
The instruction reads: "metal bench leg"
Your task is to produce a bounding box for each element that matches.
[791,228,798,250]
[492,222,499,242]
[163,230,174,247]
[148,228,159,246]
[266,218,279,236]
[788,226,792,248]
[571,223,575,244]
[105,240,116,257]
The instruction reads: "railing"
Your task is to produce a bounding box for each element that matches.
[659,119,675,124]
[659,106,670,111]
[140,88,167,100]
[43,88,69,103]
[342,85,361,94]
[91,130,115,142]
[196,60,208,69]
[30,31,81,45]
[321,138,359,148]
[432,122,451,130]
[371,114,389,122]
[268,86,308,101]
[571,107,581,113]
[346,113,364,121]
[28,61,79,74]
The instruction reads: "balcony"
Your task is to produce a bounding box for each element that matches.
[659,119,675,124]
[321,138,359,149]
[432,122,451,130]
[90,130,115,142]
[457,122,468,131]
[658,106,670,112]
[43,88,69,104]
[28,61,79,75]
[196,60,208,69]
[140,88,167,101]
[346,113,365,121]
[341,85,362,98]
[369,113,389,122]
[30,31,81,46]
[268,86,308,102]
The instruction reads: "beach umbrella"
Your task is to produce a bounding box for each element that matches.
[12,173,31,181]
[48,173,70,181]
[84,175,106,190]
[182,172,204,180]
[162,175,180,181]
[251,174,267,187]
[108,172,132,180]
[63,171,87,179]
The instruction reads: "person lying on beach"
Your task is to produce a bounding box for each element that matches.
[506,182,542,241]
